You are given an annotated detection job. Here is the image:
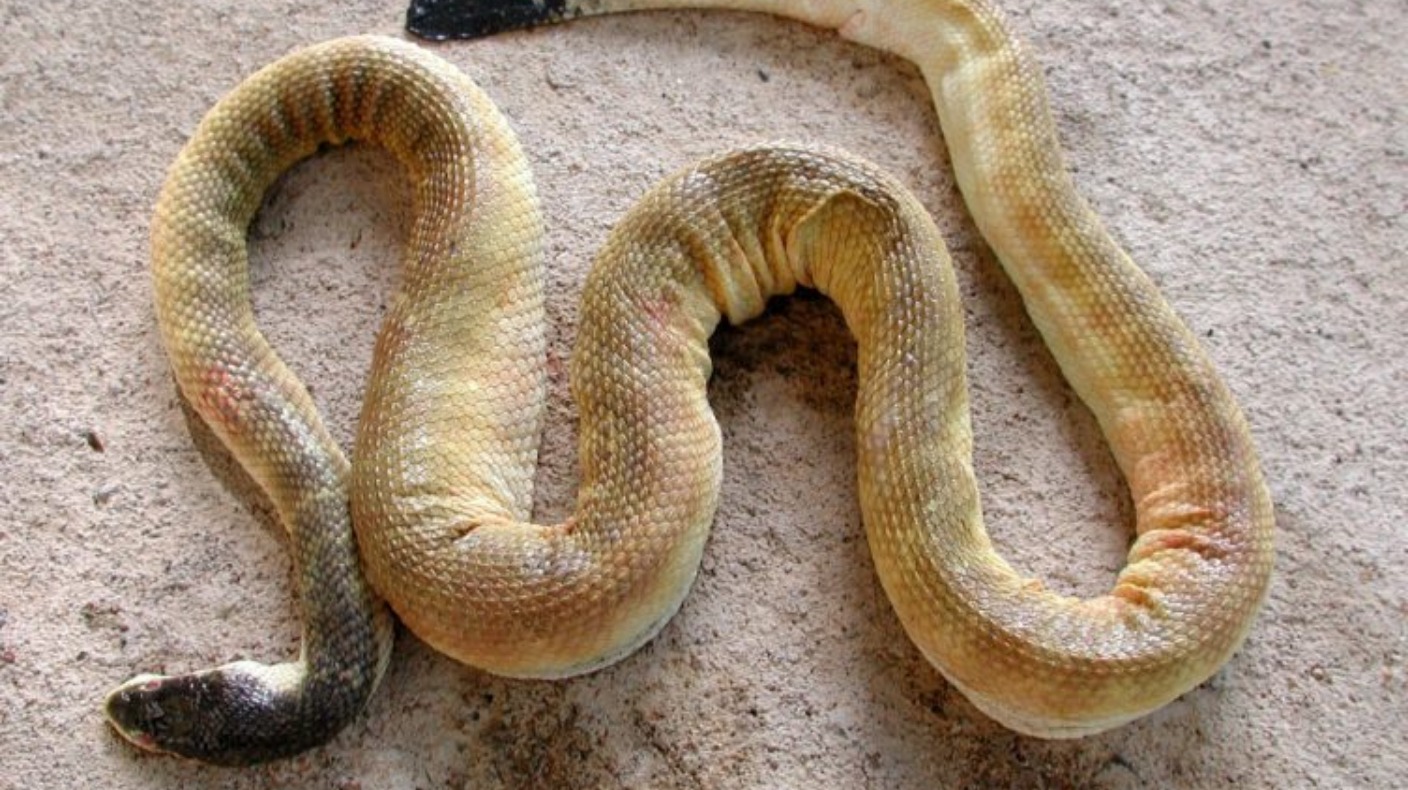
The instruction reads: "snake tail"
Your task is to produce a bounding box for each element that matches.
[408,0,582,39]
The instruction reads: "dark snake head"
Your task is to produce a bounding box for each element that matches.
[104,663,314,765]
[104,670,239,762]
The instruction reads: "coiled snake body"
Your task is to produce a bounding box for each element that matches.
[105,0,1274,765]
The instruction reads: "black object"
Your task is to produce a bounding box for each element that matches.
[407,0,578,40]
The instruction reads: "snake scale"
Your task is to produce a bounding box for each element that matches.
[104,0,1273,765]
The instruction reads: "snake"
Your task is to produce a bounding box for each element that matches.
[104,0,1274,766]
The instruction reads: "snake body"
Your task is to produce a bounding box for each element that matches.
[106,0,1273,765]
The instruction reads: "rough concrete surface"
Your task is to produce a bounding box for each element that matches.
[1,0,1404,787]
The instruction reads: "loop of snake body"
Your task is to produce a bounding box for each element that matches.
[105,0,1274,766]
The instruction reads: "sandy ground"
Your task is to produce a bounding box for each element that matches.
[2,0,1404,787]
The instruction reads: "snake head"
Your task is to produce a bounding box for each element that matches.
[104,671,228,760]
[104,662,304,765]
